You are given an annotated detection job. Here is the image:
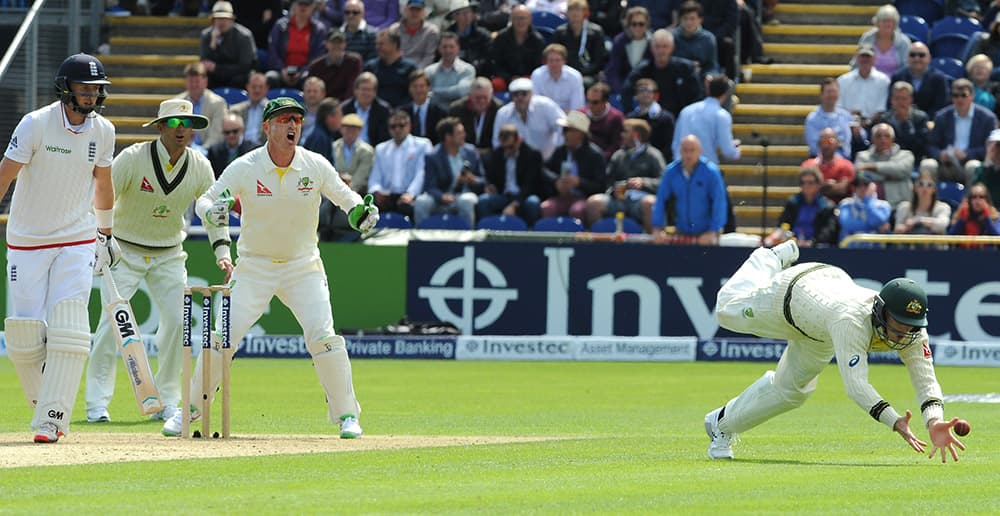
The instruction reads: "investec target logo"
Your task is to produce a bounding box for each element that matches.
[418,246,517,334]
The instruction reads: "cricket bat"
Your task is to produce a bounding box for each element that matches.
[102,264,163,415]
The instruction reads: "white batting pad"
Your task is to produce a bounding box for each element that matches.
[4,317,47,408]
[31,299,91,434]
[307,336,361,423]
[189,336,224,406]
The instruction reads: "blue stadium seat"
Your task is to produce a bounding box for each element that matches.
[894,0,944,24]
[930,57,965,80]
[899,15,929,43]
[533,216,584,232]
[418,213,472,230]
[930,33,971,60]
[532,10,566,31]
[477,214,528,231]
[494,91,511,104]
[932,15,983,39]
[267,87,305,103]
[213,87,249,106]
[590,216,643,234]
[937,181,966,209]
[609,93,623,112]
[375,211,413,229]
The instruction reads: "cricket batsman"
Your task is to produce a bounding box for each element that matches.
[161,97,378,438]
[705,240,967,462]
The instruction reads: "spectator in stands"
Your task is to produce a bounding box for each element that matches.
[948,182,1000,237]
[856,4,910,78]
[478,124,546,224]
[414,117,484,227]
[265,0,328,89]
[201,1,257,90]
[422,0,456,29]
[449,77,504,156]
[967,54,1000,118]
[930,79,998,184]
[364,0,401,30]
[341,0,378,61]
[701,0,740,78]
[652,134,728,244]
[585,118,665,231]
[445,0,493,76]
[947,0,983,21]
[489,4,546,92]
[332,113,375,195]
[673,74,740,165]
[340,72,392,145]
[837,44,890,126]
[838,172,891,243]
[583,82,625,161]
[552,0,609,87]
[625,0,675,30]
[308,30,363,102]
[425,32,476,110]
[894,163,951,236]
[623,29,702,117]
[531,44,586,112]
[492,78,567,160]
[367,110,434,218]
[234,0,281,52]
[207,113,257,178]
[229,71,269,147]
[626,78,676,160]
[300,77,327,142]
[737,0,773,68]
[964,13,1000,67]
[672,0,719,78]
[972,129,1000,202]
[802,127,855,204]
[540,111,607,220]
[174,62,227,152]
[365,30,419,107]
[873,81,930,161]
[804,78,854,158]
[390,0,441,68]
[303,97,343,162]
[401,70,447,144]
[478,0,515,32]
[605,6,654,95]
[587,0,623,37]
[854,123,915,208]
[890,42,950,117]
[317,0,345,28]
[777,166,840,247]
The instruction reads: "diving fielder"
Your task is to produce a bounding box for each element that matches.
[706,240,967,462]
[162,97,379,438]
[0,54,119,443]
[85,99,230,424]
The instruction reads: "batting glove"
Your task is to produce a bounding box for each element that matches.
[93,231,121,275]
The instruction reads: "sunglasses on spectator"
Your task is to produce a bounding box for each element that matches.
[223,129,241,135]
[909,52,927,58]
[344,10,362,15]
[916,181,935,187]
[970,193,988,199]
[952,92,971,98]
[636,88,655,94]
[511,91,530,97]
[500,131,517,138]
[271,113,303,124]
[630,21,647,27]
[799,179,818,185]
[165,117,193,129]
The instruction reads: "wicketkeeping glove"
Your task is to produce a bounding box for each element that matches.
[348,194,380,234]
[204,190,235,227]
[93,231,121,275]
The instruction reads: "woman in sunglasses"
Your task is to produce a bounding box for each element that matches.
[947,182,1000,243]
[894,159,951,236]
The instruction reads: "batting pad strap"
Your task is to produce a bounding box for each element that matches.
[870,400,902,429]
[920,398,944,428]
[306,335,346,357]
[3,318,46,360]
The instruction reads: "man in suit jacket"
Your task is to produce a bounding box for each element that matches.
[414,116,484,228]
[622,29,702,117]
[368,109,433,218]
[340,71,392,146]
[448,76,503,157]
[400,69,447,144]
[928,78,998,183]
[206,113,258,178]
[889,42,950,118]
[478,124,545,225]
[333,113,375,194]
[174,62,229,151]
[227,71,269,146]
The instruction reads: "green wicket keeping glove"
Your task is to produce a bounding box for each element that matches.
[348,194,380,234]
[204,189,235,227]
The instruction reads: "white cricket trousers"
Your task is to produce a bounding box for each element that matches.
[87,245,188,412]
[714,248,837,435]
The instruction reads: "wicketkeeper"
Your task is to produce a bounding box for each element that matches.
[705,240,967,462]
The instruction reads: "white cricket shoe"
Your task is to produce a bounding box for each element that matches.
[33,422,63,444]
[771,239,799,269]
[86,407,111,423]
[704,407,735,459]
[162,405,199,437]
[339,415,363,439]
[149,404,180,422]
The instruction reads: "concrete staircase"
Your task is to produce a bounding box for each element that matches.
[729,0,880,233]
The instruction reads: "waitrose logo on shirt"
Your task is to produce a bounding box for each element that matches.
[45,145,71,154]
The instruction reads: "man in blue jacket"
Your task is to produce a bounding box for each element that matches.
[414,116,483,228]
[652,134,728,244]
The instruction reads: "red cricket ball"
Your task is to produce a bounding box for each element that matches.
[954,419,970,437]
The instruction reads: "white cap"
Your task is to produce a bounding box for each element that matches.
[508,78,533,93]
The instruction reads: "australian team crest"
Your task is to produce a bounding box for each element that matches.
[152,204,169,218]
[297,176,314,193]
[905,299,924,316]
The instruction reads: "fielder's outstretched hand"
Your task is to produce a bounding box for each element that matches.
[927,417,966,463]
[348,194,380,234]
[893,410,928,453]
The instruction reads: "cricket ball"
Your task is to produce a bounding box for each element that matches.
[954,419,970,436]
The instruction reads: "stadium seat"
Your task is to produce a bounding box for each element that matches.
[267,87,305,103]
[590,216,644,234]
[932,15,982,39]
[213,87,249,106]
[899,15,929,43]
[930,33,970,60]
[609,93,623,112]
[894,0,944,24]
[937,181,966,209]
[930,57,965,80]
[533,216,584,232]
[532,10,566,31]
[375,211,413,229]
[536,26,556,44]
[477,214,528,231]
[418,213,472,230]
[494,91,511,104]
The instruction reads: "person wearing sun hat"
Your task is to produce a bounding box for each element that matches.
[163,96,378,439]
[85,98,225,426]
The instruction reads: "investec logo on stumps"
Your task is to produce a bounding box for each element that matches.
[417,246,517,334]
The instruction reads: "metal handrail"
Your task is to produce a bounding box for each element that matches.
[0,0,46,82]
[840,233,1000,247]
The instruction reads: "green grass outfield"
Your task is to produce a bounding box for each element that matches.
[1,359,998,514]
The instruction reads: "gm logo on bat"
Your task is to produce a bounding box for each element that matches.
[114,307,139,346]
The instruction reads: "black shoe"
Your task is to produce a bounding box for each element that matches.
[751,56,775,65]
